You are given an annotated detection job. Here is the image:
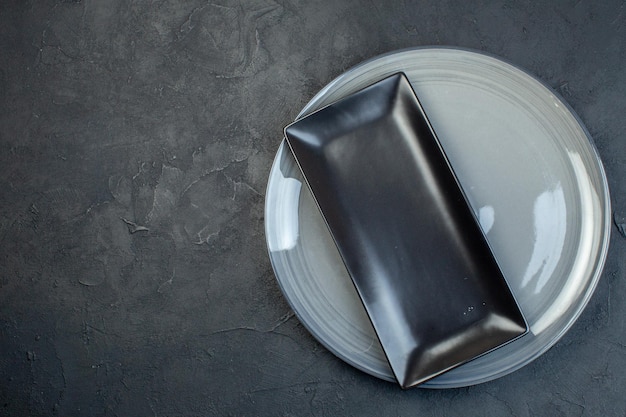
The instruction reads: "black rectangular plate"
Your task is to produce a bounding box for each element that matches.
[284,73,528,388]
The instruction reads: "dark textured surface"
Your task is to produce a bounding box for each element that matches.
[0,0,624,415]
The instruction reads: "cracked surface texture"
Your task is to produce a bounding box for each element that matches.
[0,0,625,416]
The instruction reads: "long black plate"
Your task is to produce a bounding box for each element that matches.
[284,73,527,388]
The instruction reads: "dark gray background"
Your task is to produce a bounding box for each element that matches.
[1,0,625,416]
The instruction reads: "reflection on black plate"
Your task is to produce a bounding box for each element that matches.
[284,73,527,388]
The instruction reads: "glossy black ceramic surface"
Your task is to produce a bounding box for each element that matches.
[284,73,528,388]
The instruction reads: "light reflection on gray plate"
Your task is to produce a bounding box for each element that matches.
[265,48,611,388]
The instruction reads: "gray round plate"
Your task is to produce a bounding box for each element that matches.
[265,47,611,388]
